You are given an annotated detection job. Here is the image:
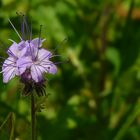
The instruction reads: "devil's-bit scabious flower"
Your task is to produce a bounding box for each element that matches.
[1,15,57,96]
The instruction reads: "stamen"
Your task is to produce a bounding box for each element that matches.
[23,15,31,40]
[30,21,32,41]
[39,60,53,65]
[35,25,43,59]
[53,37,68,53]
[38,25,43,47]
[21,15,25,40]
[39,38,68,62]
[0,39,10,52]
[50,54,62,58]
[16,12,25,40]
[53,60,69,65]
[0,56,6,60]
[8,19,22,40]
[0,56,15,63]
[8,39,16,43]
[39,53,52,62]
[6,40,18,58]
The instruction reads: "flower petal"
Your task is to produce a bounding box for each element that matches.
[7,41,27,58]
[17,41,28,57]
[31,64,44,82]
[3,67,16,83]
[31,38,46,48]
[40,60,57,74]
[18,41,26,50]
[2,57,16,69]
[17,57,32,75]
[47,64,57,74]
[24,41,38,59]
[38,48,52,61]
[2,57,17,83]
[7,42,18,58]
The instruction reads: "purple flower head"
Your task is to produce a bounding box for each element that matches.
[17,41,57,82]
[1,15,58,96]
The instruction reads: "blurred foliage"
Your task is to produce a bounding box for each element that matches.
[0,0,140,140]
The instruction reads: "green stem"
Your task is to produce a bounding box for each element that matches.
[114,101,140,140]
[31,93,36,140]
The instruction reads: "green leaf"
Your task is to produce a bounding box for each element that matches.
[106,47,121,76]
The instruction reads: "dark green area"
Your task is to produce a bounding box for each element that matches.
[0,0,140,140]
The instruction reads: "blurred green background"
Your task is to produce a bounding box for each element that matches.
[0,0,140,139]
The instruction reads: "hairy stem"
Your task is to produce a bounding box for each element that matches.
[31,93,36,140]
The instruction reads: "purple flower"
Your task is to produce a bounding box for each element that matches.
[17,39,57,82]
[1,17,58,92]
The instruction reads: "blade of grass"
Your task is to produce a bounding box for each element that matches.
[114,100,140,140]
[0,112,15,140]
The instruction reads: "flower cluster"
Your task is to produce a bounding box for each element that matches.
[2,38,57,83]
[1,16,57,96]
